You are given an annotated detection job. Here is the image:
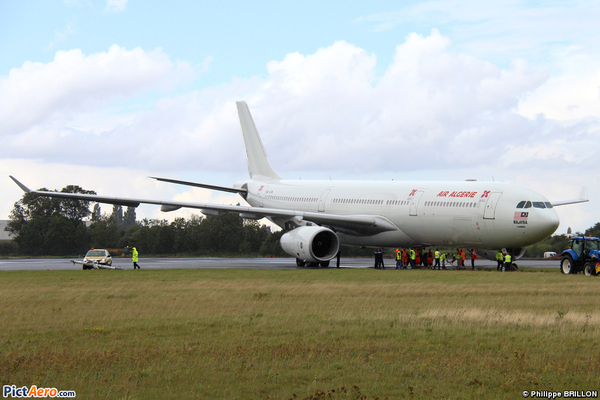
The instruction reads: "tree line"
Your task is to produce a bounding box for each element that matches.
[2,184,596,258]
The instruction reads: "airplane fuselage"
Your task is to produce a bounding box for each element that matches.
[242,178,559,250]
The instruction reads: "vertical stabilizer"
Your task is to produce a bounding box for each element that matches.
[236,101,282,180]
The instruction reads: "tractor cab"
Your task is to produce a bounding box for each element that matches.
[560,236,600,275]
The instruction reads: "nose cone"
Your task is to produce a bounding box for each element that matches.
[537,208,560,239]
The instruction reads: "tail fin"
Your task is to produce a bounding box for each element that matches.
[236,101,282,180]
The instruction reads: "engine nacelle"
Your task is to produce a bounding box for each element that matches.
[476,247,527,261]
[280,226,340,263]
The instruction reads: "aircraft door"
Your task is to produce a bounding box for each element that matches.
[409,191,424,216]
[483,192,502,219]
[258,185,267,207]
[318,189,331,212]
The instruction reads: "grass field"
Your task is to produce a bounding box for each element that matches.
[1,267,599,399]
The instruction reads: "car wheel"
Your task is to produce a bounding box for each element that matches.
[561,256,574,275]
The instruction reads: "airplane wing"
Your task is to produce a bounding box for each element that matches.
[551,187,589,207]
[10,176,397,236]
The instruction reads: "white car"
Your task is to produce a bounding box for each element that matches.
[82,249,112,269]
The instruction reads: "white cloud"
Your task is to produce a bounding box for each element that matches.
[0,45,195,155]
[105,0,128,13]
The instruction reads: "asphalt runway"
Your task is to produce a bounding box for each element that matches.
[0,257,560,271]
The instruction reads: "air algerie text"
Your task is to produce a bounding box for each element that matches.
[436,191,478,198]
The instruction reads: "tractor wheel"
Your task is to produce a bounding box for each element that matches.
[561,255,574,275]
[296,258,305,267]
[584,261,596,276]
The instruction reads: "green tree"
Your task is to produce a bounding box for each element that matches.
[259,230,287,257]
[525,234,570,258]
[239,219,271,254]
[200,214,244,254]
[111,205,124,230]
[6,186,96,255]
[123,206,137,230]
[91,203,102,221]
[89,216,121,249]
[585,222,600,238]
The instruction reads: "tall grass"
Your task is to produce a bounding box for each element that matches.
[1,268,599,399]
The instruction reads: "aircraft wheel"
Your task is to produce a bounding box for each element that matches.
[307,262,320,267]
[296,258,305,267]
[561,256,574,275]
[319,260,330,268]
[584,262,596,276]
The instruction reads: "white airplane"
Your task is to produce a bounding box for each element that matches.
[10,101,588,267]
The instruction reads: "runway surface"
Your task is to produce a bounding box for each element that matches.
[0,257,560,271]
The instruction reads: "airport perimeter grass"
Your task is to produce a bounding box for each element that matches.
[1,267,599,399]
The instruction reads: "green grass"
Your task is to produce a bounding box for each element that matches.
[1,268,599,399]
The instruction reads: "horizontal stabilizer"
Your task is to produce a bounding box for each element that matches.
[551,187,589,207]
[150,176,247,196]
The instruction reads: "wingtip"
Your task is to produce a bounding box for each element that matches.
[580,186,589,201]
[9,175,31,193]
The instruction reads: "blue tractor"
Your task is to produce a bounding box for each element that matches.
[560,236,600,276]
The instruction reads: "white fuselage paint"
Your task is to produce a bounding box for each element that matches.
[242,179,559,250]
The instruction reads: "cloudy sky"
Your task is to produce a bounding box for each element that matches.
[1,0,599,234]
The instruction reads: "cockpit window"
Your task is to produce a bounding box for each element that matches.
[518,200,553,209]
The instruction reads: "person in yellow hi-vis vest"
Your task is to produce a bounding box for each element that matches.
[434,249,441,269]
[503,253,512,271]
[496,251,504,271]
[132,247,141,269]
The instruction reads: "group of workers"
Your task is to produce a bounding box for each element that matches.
[495,250,513,271]
[373,248,482,270]
[374,248,514,270]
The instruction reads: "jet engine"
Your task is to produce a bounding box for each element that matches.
[476,247,527,261]
[280,226,340,263]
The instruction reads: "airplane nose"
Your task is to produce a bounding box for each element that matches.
[539,209,560,237]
